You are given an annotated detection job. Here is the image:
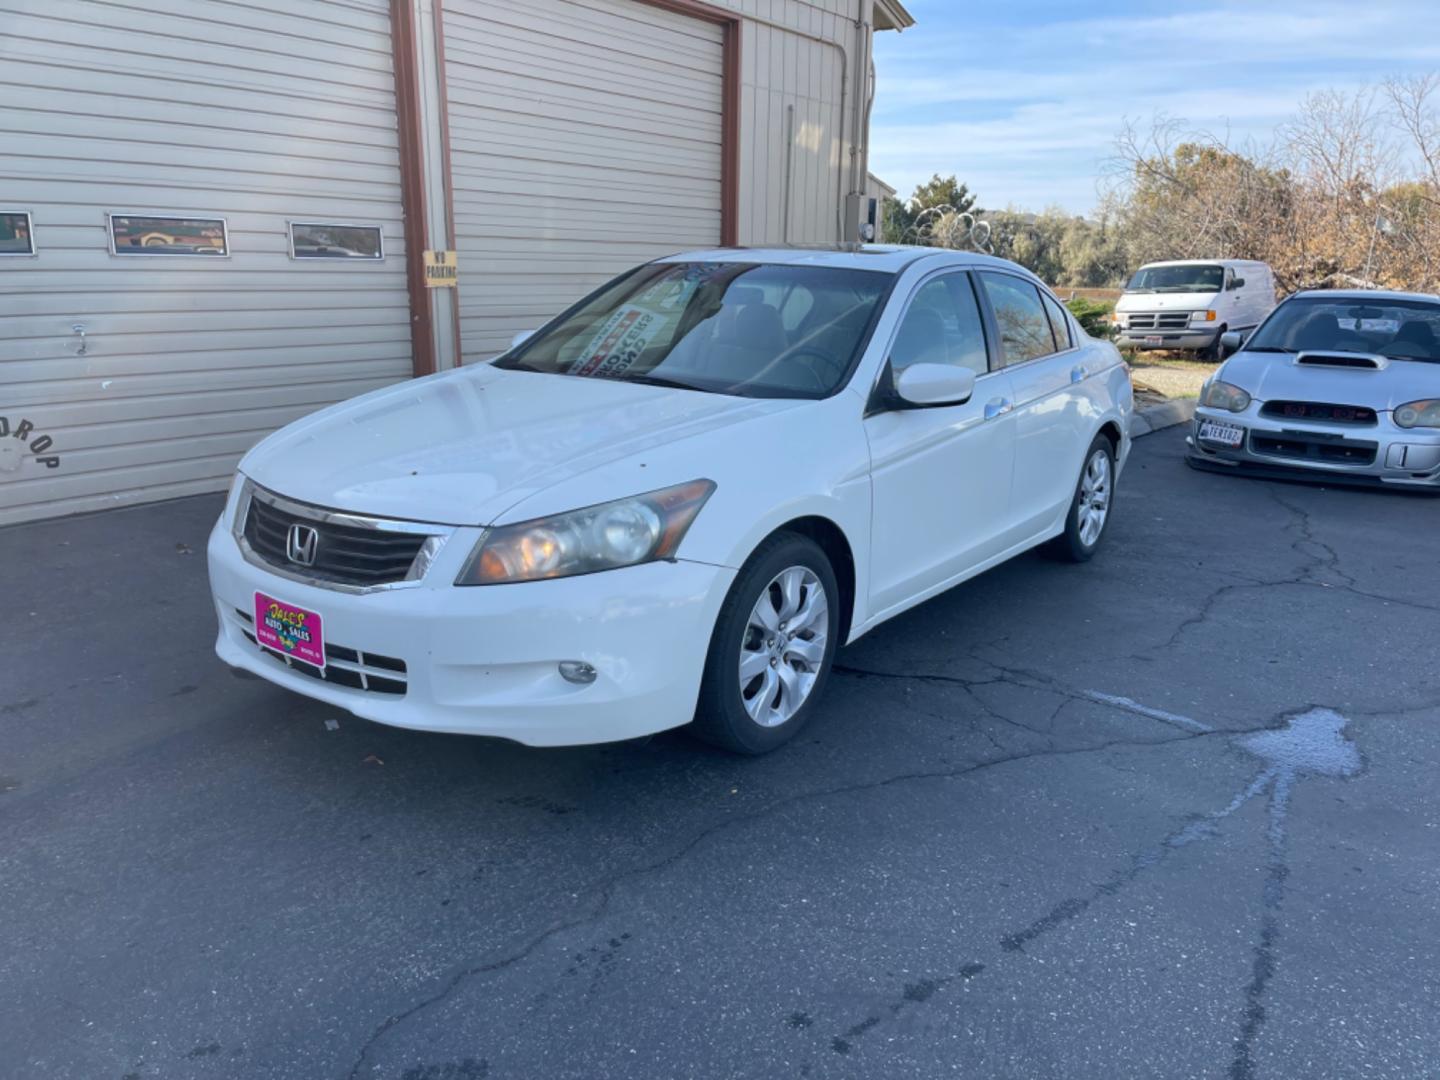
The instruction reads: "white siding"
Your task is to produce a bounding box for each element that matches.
[0,0,412,526]
[442,0,727,358]
[720,0,862,246]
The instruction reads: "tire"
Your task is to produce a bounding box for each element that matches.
[1199,326,1227,362]
[691,532,841,754]
[1047,433,1116,563]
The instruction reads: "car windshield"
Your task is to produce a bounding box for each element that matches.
[494,262,892,399]
[1246,297,1440,362]
[1126,264,1225,294]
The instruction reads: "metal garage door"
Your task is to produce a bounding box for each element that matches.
[442,0,726,358]
[0,0,412,526]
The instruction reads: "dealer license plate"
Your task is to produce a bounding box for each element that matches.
[1198,420,1244,448]
[254,592,326,668]
[1144,335,1163,347]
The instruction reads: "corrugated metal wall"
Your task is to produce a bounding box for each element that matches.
[442,0,728,358]
[720,0,861,247]
[443,0,866,361]
[0,0,413,526]
[1,0,875,523]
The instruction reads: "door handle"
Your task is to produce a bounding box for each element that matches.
[1070,365,1088,384]
[984,398,1013,420]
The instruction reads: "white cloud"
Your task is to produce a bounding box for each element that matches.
[870,0,1440,212]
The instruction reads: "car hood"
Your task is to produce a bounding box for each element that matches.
[1116,290,1219,312]
[239,365,800,525]
[1219,350,1440,411]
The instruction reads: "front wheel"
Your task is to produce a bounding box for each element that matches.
[691,533,840,754]
[1048,434,1116,562]
[1199,326,1228,362]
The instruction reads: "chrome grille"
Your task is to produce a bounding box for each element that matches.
[1125,311,1192,331]
[239,485,443,589]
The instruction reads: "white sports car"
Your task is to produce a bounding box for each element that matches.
[208,247,1133,753]
[1189,289,1440,490]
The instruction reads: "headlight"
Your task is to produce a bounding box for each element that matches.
[1192,310,1218,323]
[456,480,716,585]
[228,475,253,539]
[1200,380,1251,412]
[1394,400,1440,429]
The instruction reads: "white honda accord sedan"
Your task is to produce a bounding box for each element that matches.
[208,247,1133,753]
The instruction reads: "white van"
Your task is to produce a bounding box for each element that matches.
[1114,259,1276,359]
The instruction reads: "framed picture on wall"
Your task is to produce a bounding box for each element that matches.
[0,211,35,256]
[288,222,384,260]
[108,213,230,257]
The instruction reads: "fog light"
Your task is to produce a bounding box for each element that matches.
[558,661,597,685]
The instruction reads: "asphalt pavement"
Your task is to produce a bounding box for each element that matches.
[2,426,1437,1080]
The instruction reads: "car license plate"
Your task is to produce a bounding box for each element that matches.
[254,592,325,668]
[1198,420,1244,448]
[1144,335,1163,347]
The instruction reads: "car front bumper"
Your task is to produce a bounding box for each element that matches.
[1186,407,1440,489]
[208,519,736,746]
[1116,327,1220,351]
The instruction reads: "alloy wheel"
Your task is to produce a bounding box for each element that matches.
[738,566,829,728]
[1078,448,1112,547]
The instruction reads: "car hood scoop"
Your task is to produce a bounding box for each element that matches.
[1295,351,1389,370]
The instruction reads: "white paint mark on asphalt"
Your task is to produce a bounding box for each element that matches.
[1239,707,1360,779]
[1083,691,1213,733]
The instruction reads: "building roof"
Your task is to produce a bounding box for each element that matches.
[874,0,915,31]
[866,173,897,200]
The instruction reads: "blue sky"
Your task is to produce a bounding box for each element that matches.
[870,1,1440,214]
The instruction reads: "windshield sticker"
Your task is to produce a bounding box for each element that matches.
[1339,317,1401,333]
[569,305,669,378]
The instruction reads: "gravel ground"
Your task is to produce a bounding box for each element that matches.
[1127,355,1218,400]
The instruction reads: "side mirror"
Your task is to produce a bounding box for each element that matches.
[1231,277,1245,290]
[1220,331,1243,358]
[510,329,535,351]
[893,363,977,408]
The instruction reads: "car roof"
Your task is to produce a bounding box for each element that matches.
[655,245,1035,277]
[1287,288,1440,304]
[1136,258,1269,270]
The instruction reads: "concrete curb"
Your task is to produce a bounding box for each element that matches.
[1130,398,1196,439]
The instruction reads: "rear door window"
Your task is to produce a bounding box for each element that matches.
[1041,292,1073,350]
[979,272,1056,365]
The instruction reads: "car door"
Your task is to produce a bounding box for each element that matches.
[863,271,1017,616]
[976,271,1085,539]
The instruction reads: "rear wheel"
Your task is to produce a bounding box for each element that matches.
[1048,433,1116,562]
[691,533,840,754]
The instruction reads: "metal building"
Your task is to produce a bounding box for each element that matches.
[0,0,913,525]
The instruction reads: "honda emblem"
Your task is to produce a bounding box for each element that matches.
[286,524,320,567]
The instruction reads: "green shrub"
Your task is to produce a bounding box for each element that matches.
[1065,297,1116,339]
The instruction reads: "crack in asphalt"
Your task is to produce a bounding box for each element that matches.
[833,663,1063,741]
[1134,483,1440,658]
[1268,488,1356,589]
[826,707,1365,1064]
[343,721,1233,1077]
